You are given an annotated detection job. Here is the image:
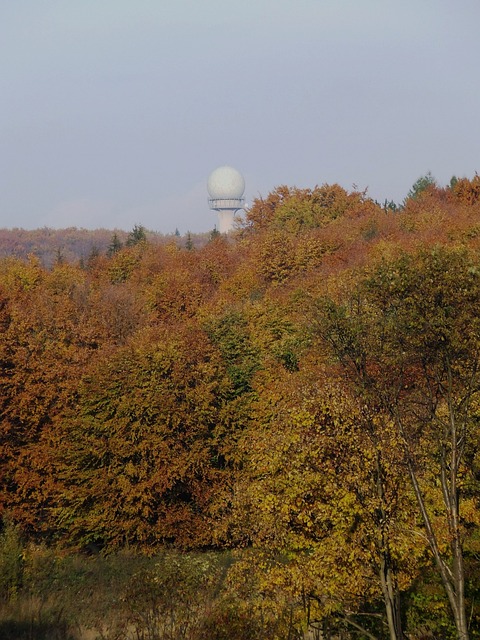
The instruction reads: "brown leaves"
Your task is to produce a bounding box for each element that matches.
[51,323,231,550]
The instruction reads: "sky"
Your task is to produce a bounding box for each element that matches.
[1,0,479,234]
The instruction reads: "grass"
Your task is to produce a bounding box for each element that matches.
[0,525,295,640]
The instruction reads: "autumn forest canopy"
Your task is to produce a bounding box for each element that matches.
[2,174,480,639]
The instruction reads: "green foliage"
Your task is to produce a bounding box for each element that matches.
[405,171,437,201]
[106,232,123,256]
[382,198,399,212]
[405,573,458,640]
[126,224,147,247]
[205,311,260,398]
[185,231,194,250]
[0,518,24,602]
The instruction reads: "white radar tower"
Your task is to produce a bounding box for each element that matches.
[207,166,245,233]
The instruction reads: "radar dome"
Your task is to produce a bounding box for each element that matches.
[207,166,245,200]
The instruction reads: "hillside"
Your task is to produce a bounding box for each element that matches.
[1,175,480,639]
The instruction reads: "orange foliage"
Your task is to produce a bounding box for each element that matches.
[1,176,480,634]
[449,174,480,206]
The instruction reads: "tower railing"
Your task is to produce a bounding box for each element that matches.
[208,198,245,210]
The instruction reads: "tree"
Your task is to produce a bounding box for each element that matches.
[185,232,193,251]
[382,199,399,213]
[405,172,437,202]
[210,226,220,241]
[53,324,232,550]
[107,233,123,257]
[230,359,421,639]
[313,292,413,639]
[126,224,147,247]
[0,260,98,538]
[448,174,480,206]
[314,247,480,639]
[86,245,100,270]
[244,184,376,234]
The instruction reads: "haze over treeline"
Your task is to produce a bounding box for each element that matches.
[0,226,212,268]
[1,176,480,639]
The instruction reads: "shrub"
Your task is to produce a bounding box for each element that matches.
[0,518,24,601]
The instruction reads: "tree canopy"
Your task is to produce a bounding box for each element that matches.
[2,176,480,637]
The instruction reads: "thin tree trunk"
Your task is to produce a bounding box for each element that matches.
[393,408,469,640]
[379,555,402,640]
[375,450,403,640]
[445,370,469,640]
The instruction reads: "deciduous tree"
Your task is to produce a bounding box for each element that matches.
[314,246,480,639]
[53,324,232,550]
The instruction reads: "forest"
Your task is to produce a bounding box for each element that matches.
[1,174,480,639]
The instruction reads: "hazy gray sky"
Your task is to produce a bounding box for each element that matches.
[1,0,479,233]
